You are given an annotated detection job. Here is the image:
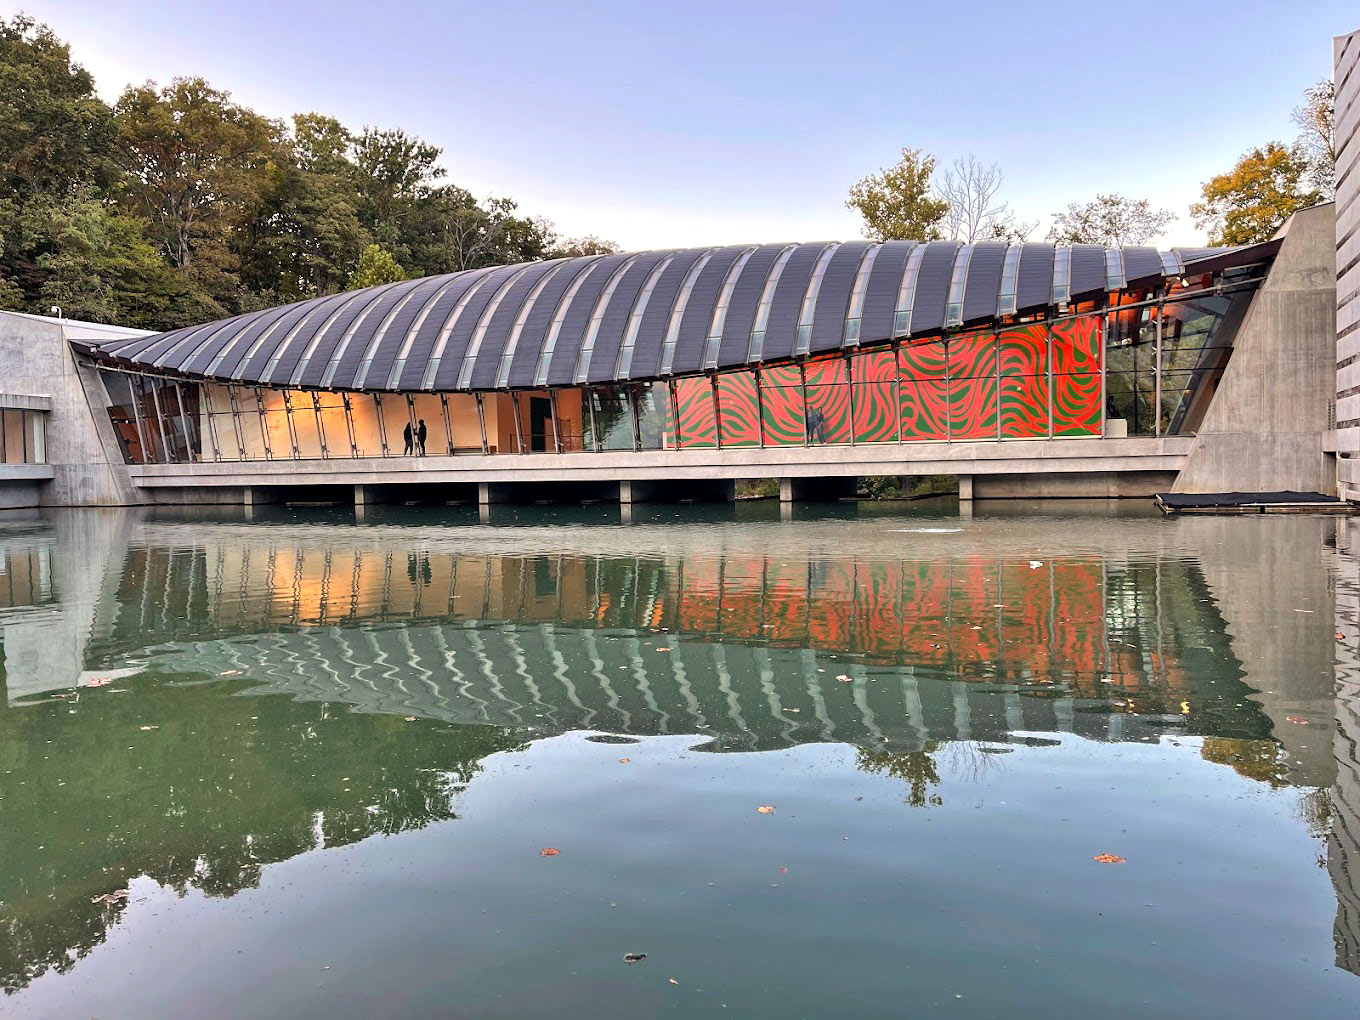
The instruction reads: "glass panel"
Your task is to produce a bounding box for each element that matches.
[635,382,673,450]
[177,384,202,461]
[999,324,1050,439]
[157,382,190,462]
[759,365,805,447]
[900,380,947,441]
[313,391,347,457]
[804,355,850,445]
[234,387,268,460]
[1001,372,1049,438]
[377,394,414,456]
[590,387,634,451]
[100,372,144,463]
[899,339,946,381]
[289,391,324,459]
[551,389,587,453]
[1053,313,1103,374]
[347,394,383,458]
[1160,293,1237,372]
[949,374,997,440]
[716,371,760,448]
[1160,370,1222,436]
[133,377,165,463]
[674,376,716,449]
[1103,372,1155,436]
[851,349,896,443]
[1054,373,1103,436]
[259,388,291,458]
[795,245,838,355]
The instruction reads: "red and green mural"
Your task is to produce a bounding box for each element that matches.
[667,314,1103,447]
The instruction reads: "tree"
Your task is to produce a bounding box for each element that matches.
[549,235,620,258]
[114,76,281,315]
[0,14,117,308]
[846,147,949,241]
[938,155,1033,243]
[1047,194,1175,246]
[347,243,403,289]
[1293,79,1335,198]
[1190,143,1321,245]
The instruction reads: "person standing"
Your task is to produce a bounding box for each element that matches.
[417,419,428,456]
[402,421,413,455]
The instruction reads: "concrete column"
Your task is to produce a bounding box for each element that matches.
[478,482,492,507]
[958,475,974,501]
[620,502,634,524]
[619,480,634,505]
[242,486,255,507]
[354,484,373,507]
[779,477,794,503]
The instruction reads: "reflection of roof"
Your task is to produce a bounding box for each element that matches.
[91,240,1255,392]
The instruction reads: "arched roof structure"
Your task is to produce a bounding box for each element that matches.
[93,240,1246,391]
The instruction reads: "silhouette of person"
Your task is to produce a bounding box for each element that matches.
[402,421,413,455]
[417,419,428,456]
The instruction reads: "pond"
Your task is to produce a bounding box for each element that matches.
[1,499,1358,1017]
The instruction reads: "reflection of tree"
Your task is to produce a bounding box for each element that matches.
[856,744,944,807]
[1200,737,1291,788]
[0,675,519,995]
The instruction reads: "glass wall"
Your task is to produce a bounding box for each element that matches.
[92,281,1256,466]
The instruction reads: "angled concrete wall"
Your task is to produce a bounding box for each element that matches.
[0,312,137,506]
[1337,29,1360,500]
[1173,204,1338,494]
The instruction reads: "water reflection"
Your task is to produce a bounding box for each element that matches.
[0,506,1355,1007]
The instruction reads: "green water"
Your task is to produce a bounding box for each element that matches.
[2,500,1359,1018]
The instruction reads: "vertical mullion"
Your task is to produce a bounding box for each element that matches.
[1154,295,1163,437]
[755,368,766,448]
[944,340,952,443]
[629,387,641,452]
[375,394,389,457]
[254,388,272,460]
[1047,321,1055,439]
[440,394,454,455]
[712,374,723,451]
[549,390,562,453]
[994,332,1001,442]
[282,390,300,458]
[312,391,328,459]
[343,395,359,457]
[226,386,246,460]
[202,384,222,462]
[846,352,856,446]
[511,392,526,454]
[895,342,904,444]
[586,389,599,452]
[800,362,809,446]
[475,393,489,454]
[150,381,173,462]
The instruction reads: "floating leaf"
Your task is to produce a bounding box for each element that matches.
[90,889,129,905]
[623,953,647,964]
[656,647,671,652]
[219,670,242,676]
[86,678,113,687]
[756,805,775,814]
[669,978,679,985]
[404,716,417,722]
[618,757,631,764]
[138,725,158,731]
[836,674,853,683]
[1286,715,1309,724]
[539,847,560,857]
[1093,853,1126,863]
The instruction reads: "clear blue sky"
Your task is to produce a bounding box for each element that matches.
[13,0,1359,248]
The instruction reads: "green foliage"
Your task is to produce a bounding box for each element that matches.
[0,16,595,330]
[1190,142,1321,245]
[550,235,621,258]
[736,478,778,499]
[859,475,902,499]
[347,243,405,289]
[1046,194,1175,246]
[846,147,950,241]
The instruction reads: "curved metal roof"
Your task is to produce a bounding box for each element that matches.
[94,240,1245,391]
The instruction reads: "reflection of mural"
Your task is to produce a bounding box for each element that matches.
[674,315,1104,447]
[82,537,1269,741]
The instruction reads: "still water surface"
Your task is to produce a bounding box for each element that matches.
[3,499,1360,1017]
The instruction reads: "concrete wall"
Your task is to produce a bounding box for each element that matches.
[974,471,1178,499]
[0,312,137,506]
[1173,204,1338,494]
[1338,29,1360,499]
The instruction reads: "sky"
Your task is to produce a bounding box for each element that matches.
[11,0,1359,250]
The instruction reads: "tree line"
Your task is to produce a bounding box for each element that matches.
[847,81,1336,248]
[0,13,1339,335]
[0,15,618,331]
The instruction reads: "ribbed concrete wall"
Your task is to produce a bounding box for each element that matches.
[1337,29,1360,499]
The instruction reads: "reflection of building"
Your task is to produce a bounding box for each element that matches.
[0,203,1341,507]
